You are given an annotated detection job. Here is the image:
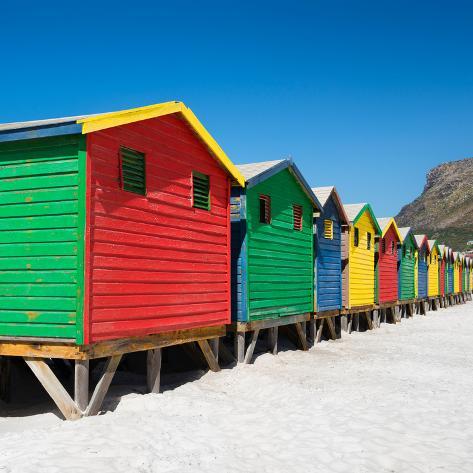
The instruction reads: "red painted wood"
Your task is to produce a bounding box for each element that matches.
[459,264,463,292]
[86,115,231,342]
[378,225,399,303]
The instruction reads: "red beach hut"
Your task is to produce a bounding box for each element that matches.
[375,218,402,304]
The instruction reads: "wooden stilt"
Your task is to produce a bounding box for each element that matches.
[25,357,82,421]
[364,311,373,330]
[325,317,337,340]
[146,348,162,394]
[244,329,260,364]
[197,340,220,372]
[340,315,348,332]
[235,332,245,364]
[295,322,308,350]
[268,326,278,355]
[316,319,325,343]
[308,320,316,345]
[209,338,219,363]
[74,359,89,412]
[347,315,353,334]
[0,356,12,403]
[85,355,122,417]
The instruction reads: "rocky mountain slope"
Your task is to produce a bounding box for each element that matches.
[396,158,473,251]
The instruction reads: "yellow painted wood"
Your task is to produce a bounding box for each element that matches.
[454,256,460,293]
[348,210,377,307]
[414,249,418,298]
[428,245,440,296]
[77,101,246,187]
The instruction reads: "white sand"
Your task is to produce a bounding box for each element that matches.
[1,302,473,472]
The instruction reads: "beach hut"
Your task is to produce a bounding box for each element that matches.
[428,240,440,299]
[397,228,418,302]
[0,101,245,418]
[231,159,321,361]
[453,252,461,294]
[374,218,401,305]
[415,235,429,300]
[446,247,454,295]
[343,204,381,311]
[438,244,447,298]
[312,187,349,313]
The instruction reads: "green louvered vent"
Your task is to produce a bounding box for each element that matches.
[193,171,210,210]
[120,147,146,195]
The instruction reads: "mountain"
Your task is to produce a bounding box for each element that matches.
[396,158,473,251]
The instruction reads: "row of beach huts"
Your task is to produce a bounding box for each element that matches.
[0,101,471,420]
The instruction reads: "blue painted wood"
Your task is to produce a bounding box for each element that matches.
[448,264,454,293]
[418,247,428,298]
[230,188,248,322]
[314,195,342,311]
[0,123,82,143]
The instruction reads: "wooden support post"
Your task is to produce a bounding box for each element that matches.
[0,356,11,403]
[25,357,82,421]
[347,314,353,334]
[74,359,89,412]
[209,338,219,363]
[268,326,278,355]
[316,319,325,343]
[352,313,360,332]
[146,348,162,394]
[235,332,245,364]
[325,317,337,340]
[340,315,348,332]
[85,354,122,417]
[244,329,260,364]
[295,322,308,350]
[197,339,221,372]
[372,310,379,328]
[308,320,316,345]
[364,311,373,330]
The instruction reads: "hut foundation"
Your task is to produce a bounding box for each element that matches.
[0,325,223,420]
[231,313,310,364]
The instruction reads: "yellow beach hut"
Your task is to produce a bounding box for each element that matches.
[453,252,461,294]
[343,203,381,309]
[427,239,440,297]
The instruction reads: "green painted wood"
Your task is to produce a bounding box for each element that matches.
[246,169,314,321]
[0,135,84,341]
[399,233,416,300]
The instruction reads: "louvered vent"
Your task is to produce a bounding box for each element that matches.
[119,147,146,195]
[259,195,271,224]
[293,205,303,231]
[323,219,333,239]
[193,171,210,210]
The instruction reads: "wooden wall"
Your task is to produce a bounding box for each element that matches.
[377,225,398,304]
[86,115,231,342]
[0,135,84,341]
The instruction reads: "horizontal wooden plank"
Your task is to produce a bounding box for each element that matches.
[0,242,77,257]
[0,283,77,297]
[0,310,76,324]
[0,270,77,284]
[0,256,77,270]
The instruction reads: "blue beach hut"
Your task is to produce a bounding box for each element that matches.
[312,186,349,313]
[415,235,429,299]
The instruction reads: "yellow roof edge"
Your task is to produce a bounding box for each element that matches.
[76,101,246,186]
[381,217,402,242]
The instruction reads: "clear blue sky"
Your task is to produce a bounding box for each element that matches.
[1,1,472,216]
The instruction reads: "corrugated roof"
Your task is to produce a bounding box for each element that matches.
[343,203,367,222]
[376,217,392,232]
[0,114,93,131]
[428,239,438,252]
[236,160,285,181]
[236,159,321,210]
[0,101,246,186]
[415,234,428,248]
[311,186,334,207]
[398,227,412,241]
